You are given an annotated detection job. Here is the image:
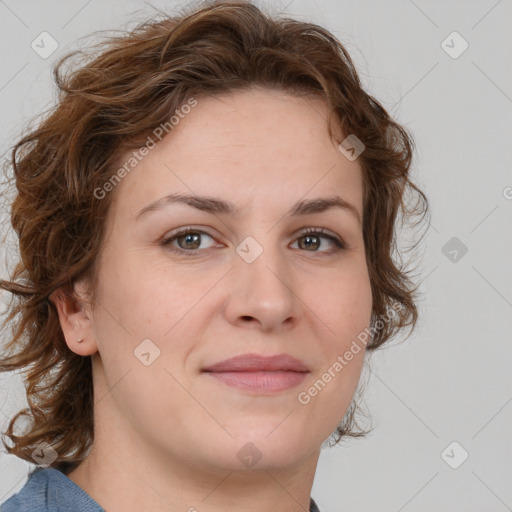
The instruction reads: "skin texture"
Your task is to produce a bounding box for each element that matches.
[51,87,373,512]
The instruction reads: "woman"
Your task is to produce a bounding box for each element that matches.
[0,1,428,511]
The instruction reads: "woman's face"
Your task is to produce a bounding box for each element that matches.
[77,87,372,472]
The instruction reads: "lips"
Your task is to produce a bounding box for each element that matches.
[201,353,309,393]
[201,353,309,373]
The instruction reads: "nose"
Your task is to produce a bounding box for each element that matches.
[223,237,300,333]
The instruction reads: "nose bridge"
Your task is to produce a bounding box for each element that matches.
[231,229,297,317]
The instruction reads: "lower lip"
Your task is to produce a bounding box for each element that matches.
[204,371,308,392]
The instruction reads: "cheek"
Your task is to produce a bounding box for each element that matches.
[89,268,196,435]
[295,347,366,446]
[311,265,372,344]
[302,266,371,410]
[92,254,176,339]
[90,255,207,394]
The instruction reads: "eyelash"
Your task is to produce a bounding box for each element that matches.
[160,226,346,257]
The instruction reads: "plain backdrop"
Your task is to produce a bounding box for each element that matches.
[0,1,511,511]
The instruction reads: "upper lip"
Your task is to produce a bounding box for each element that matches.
[202,353,309,372]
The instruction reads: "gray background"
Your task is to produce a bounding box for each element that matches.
[0,1,511,511]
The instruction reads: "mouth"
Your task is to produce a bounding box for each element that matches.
[203,370,308,392]
[201,353,310,393]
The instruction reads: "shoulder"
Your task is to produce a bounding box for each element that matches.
[0,467,104,512]
[2,469,319,512]
[310,496,321,512]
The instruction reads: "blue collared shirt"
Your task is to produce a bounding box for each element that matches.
[1,467,321,511]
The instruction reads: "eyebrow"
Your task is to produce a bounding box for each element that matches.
[134,193,361,226]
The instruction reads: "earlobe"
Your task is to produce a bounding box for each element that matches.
[49,285,98,356]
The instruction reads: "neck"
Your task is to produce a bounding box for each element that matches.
[68,443,319,512]
[67,375,320,512]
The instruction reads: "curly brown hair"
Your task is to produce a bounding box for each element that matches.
[0,0,429,474]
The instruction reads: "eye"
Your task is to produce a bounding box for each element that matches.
[292,228,346,253]
[161,227,217,257]
[161,226,346,257]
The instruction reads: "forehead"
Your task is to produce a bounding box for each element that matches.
[109,87,364,224]
[169,87,337,154]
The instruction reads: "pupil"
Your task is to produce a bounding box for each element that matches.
[302,235,318,250]
[183,233,199,249]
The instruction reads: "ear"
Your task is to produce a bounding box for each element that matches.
[49,279,98,356]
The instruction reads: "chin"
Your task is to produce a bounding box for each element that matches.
[205,423,319,471]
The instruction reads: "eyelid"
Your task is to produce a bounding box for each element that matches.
[295,227,346,250]
[160,226,219,251]
[160,225,347,255]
